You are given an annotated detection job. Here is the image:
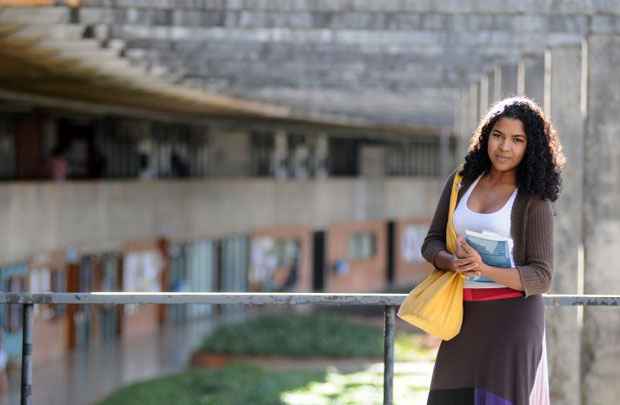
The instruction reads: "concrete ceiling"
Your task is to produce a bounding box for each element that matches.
[7,2,619,130]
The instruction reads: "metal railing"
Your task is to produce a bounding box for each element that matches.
[2,292,620,405]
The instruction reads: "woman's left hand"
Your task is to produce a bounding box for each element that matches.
[454,239,485,277]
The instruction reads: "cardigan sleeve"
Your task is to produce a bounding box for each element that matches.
[516,197,554,296]
[421,171,456,267]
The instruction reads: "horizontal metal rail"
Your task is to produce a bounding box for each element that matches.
[1,292,619,306]
[2,292,620,405]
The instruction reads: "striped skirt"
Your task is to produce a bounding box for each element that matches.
[427,295,549,405]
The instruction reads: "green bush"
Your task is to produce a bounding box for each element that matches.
[199,312,385,358]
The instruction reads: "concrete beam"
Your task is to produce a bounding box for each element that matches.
[51,47,122,60]
[0,6,71,25]
[111,25,584,52]
[75,7,620,30]
[77,1,620,14]
[174,60,466,90]
[36,38,101,53]
[243,86,458,128]
[9,23,85,41]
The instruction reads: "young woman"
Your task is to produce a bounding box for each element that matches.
[422,97,565,405]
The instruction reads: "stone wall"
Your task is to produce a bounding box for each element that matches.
[0,176,442,265]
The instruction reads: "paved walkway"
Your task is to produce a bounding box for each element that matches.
[1,318,218,405]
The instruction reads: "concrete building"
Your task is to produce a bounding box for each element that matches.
[1,1,620,404]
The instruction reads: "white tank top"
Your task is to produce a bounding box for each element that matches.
[453,175,517,289]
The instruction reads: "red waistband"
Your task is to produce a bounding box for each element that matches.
[463,287,524,301]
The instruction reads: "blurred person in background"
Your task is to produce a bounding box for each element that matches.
[48,144,68,181]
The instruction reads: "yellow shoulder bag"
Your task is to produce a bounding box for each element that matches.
[397,172,464,341]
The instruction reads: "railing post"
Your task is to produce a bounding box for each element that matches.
[383,305,396,405]
[20,303,34,405]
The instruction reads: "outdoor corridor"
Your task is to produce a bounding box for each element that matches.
[1,318,216,405]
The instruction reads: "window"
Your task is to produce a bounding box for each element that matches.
[401,225,426,263]
[3,278,26,333]
[50,271,67,319]
[250,130,274,177]
[0,116,16,179]
[274,239,300,267]
[348,232,377,260]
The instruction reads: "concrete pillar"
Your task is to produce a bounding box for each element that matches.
[291,135,311,179]
[360,145,385,178]
[582,34,620,405]
[14,113,46,179]
[189,125,209,177]
[544,44,584,405]
[314,133,329,179]
[0,117,17,178]
[357,144,387,220]
[130,120,157,179]
[208,129,252,177]
[494,63,519,100]
[518,54,545,106]
[272,130,288,179]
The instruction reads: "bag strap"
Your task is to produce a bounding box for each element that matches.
[445,166,464,254]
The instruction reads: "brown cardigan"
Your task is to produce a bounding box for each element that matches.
[421,170,554,297]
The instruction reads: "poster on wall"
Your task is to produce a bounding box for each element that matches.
[29,268,52,319]
[401,225,427,263]
[123,251,162,315]
[249,237,299,291]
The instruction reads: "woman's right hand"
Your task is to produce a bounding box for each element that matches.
[447,255,459,272]
[434,247,468,273]
[448,254,480,277]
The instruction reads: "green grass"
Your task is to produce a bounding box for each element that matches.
[281,363,433,405]
[97,364,325,405]
[98,362,433,405]
[395,334,436,361]
[99,312,436,404]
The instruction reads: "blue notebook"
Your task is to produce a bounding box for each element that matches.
[464,230,513,283]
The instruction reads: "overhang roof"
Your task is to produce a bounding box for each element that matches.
[0,9,442,138]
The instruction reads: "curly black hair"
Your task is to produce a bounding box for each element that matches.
[458,96,565,202]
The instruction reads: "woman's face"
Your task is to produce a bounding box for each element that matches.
[487,117,528,173]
